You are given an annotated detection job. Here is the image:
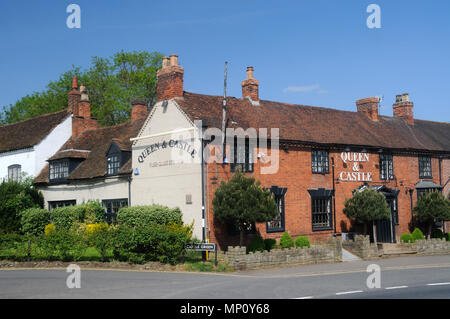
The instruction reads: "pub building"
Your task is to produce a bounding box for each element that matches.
[35,54,450,249]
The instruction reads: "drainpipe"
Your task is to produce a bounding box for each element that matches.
[331,157,337,235]
[128,175,132,206]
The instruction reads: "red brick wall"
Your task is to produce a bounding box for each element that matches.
[205,144,445,250]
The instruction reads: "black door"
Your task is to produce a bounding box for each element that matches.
[373,196,398,243]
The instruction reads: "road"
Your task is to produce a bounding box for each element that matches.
[0,255,449,299]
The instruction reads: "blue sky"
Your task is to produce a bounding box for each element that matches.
[0,0,449,122]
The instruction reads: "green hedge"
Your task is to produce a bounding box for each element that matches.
[412,228,425,241]
[400,233,414,243]
[264,238,277,251]
[112,223,192,264]
[116,205,183,228]
[247,235,265,253]
[49,201,105,231]
[431,229,444,239]
[280,232,294,249]
[19,208,50,236]
[295,236,311,248]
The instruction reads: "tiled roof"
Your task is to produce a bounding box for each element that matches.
[34,119,145,183]
[0,110,70,153]
[176,92,450,153]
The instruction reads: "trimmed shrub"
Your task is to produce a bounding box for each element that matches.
[247,235,265,253]
[35,231,87,261]
[295,236,311,248]
[280,232,294,249]
[446,232,450,242]
[49,201,106,231]
[431,228,444,239]
[400,233,414,243]
[50,206,85,231]
[112,223,192,264]
[412,228,425,241]
[116,205,183,228]
[264,238,277,251]
[19,208,50,236]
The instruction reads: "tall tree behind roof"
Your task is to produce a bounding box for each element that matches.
[1,50,163,127]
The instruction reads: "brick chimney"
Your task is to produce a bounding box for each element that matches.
[241,66,259,102]
[72,85,98,139]
[131,99,148,122]
[356,97,379,121]
[156,54,184,102]
[393,93,414,125]
[68,76,81,113]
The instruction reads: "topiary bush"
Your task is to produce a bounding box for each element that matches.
[264,238,277,251]
[295,236,311,248]
[116,205,183,228]
[412,228,425,241]
[446,232,450,242]
[431,228,444,239]
[280,232,294,249]
[400,233,414,243]
[247,235,265,253]
[19,208,50,236]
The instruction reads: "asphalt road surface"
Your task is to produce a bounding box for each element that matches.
[0,254,449,299]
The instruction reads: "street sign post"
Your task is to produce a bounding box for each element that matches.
[184,243,218,266]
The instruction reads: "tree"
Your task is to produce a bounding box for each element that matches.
[343,188,390,242]
[414,192,450,239]
[1,50,163,127]
[212,170,278,247]
[0,177,44,233]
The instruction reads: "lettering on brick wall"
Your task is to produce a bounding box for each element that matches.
[339,152,372,182]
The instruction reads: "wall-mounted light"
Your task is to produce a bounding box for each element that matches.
[134,168,140,175]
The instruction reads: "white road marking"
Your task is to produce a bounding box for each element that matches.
[335,290,363,295]
[385,286,408,290]
[427,282,450,286]
[293,296,314,299]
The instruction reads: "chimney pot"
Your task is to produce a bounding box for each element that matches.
[68,76,81,113]
[393,93,414,125]
[356,97,379,121]
[241,66,259,102]
[156,54,184,102]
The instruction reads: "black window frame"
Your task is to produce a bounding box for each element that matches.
[308,189,334,231]
[230,137,254,173]
[379,154,394,180]
[8,164,21,182]
[107,153,121,176]
[102,198,128,224]
[311,150,329,174]
[418,156,432,179]
[48,200,76,211]
[49,159,70,182]
[266,186,287,233]
[416,187,440,200]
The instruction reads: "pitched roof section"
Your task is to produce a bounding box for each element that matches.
[0,110,70,153]
[176,92,450,152]
[34,119,145,183]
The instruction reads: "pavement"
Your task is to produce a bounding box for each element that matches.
[0,254,449,299]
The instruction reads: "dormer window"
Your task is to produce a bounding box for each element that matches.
[107,154,121,175]
[49,159,69,181]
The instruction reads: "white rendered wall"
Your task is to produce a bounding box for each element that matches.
[131,100,203,240]
[39,177,129,209]
[0,148,36,181]
[34,115,72,175]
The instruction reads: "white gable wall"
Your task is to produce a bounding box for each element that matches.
[131,100,204,239]
[34,115,72,175]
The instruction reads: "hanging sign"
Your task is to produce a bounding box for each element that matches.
[339,152,372,182]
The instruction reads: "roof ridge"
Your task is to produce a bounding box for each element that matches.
[0,109,69,128]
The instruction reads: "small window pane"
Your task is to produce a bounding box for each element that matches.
[312,150,329,174]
